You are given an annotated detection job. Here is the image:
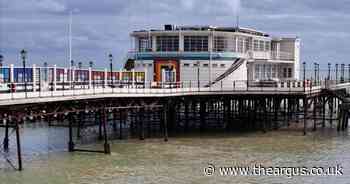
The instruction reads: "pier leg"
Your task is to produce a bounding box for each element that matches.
[68,114,75,152]
[15,122,22,171]
[102,109,111,154]
[3,119,9,152]
[163,106,168,142]
[274,98,279,130]
[97,111,103,140]
[184,102,189,133]
[119,110,123,140]
[322,96,326,128]
[313,97,317,131]
[112,111,117,132]
[139,108,145,140]
[303,97,307,135]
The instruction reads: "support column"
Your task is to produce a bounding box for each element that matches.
[303,97,307,135]
[102,108,111,154]
[15,121,22,171]
[313,97,317,131]
[139,108,145,140]
[68,114,75,152]
[163,105,168,142]
[3,118,9,152]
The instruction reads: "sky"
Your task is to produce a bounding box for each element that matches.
[0,0,349,70]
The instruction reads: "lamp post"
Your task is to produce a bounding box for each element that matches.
[78,62,82,83]
[341,63,345,83]
[303,62,306,92]
[314,62,317,86]
[328,63,331,80]
[197,61,200,88]
[109,54,113,87]
[20,49,27,98]
[348,64,350,82]
[70,60,74,89]
[89,61,94,88]
[335,63,338,84]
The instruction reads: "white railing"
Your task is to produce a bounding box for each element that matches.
[271,51,295,61]
[0,80,347,103]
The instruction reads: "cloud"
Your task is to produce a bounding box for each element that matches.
[0,0,349,68]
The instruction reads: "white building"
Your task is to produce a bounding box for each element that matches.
[128,25,300,87]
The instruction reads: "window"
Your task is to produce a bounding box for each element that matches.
[193,63,199,67]
[214,36,236,52]
[203,64,209,67]
[156,36,179,52]
[148,64,153,67]
[283,68,287,78]
[288,68,292,78]
[139,37,152,52]
[272,65,277,78]
[245,38,252,52]
[183,63,190,67]
[212,64,218,68]
[265,41,270,51]
[259,40,264,51]
[220,64,226,68]
[184,36,208,52]
[253,40,259,51]
[255,64,260,79]
[237,37,244,53]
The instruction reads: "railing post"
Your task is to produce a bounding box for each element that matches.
[132,69,135,89]
[53,65,57,91]
[88,67,92,89]
[32,64,37,92]
[104,68,107,88]
[10,64,14,83]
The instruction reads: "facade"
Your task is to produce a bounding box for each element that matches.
[128,25,300,86]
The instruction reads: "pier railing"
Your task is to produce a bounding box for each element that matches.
[0,79,347,102]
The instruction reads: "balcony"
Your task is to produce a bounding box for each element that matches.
[127,51,246,60]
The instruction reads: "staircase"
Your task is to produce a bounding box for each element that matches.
[205,58,245,87]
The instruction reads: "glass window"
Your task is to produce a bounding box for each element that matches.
[220,64,226,68]
[183,63,190,67]
[212,64,218,68]
[272,65,276,78]
[255,64,260,79]
[203,64,209,67]
[283,68,287,78]
[139,37,152,52]
[245,38,251,52]
[184,36,208,52]
[214,36,236,52]
[253,40,259,51]
[265,41,270,51]
[259,40,265,51]
[237,37,244,53]
[288,68,292,78]
[156,36,179,52]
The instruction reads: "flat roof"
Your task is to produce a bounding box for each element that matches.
[133,25,270,37]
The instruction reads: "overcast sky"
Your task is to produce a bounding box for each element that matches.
[0,0,349,69]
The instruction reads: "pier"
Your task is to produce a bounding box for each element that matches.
[0,63,349,171]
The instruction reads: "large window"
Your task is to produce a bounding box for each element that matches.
[237,37,245,53]
[253,40,259,51]
[156,36,179,52]
[184,36,208,52]
[265,41,271,51]
[138,37,152,52]
[214,36,236,52]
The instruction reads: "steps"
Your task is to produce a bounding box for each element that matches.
[206,58,245,87]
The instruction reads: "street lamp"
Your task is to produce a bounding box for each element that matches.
[197,61,200,88]
[109,54,113,87]
[70,60,74,89]
[303,62,306,92]
[314,62,317,86]
[89,61,94,88]
[20,49,27,98]
[341,63,345,83]
[328,63,331,80]
[335,63,338,84]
